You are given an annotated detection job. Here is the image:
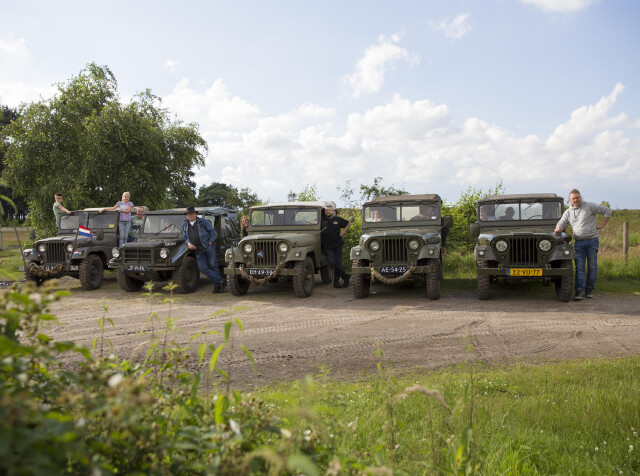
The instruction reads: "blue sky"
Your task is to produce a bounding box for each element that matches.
[2,0,639,208]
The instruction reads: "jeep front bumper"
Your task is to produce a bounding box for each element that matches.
[351,264,438,275]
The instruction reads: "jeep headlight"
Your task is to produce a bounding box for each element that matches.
[243,242,254,254]
[369,240,381,252]
[408,239,421,251]
[112,247,120,258]
[37,244,46,253]
[494,240,508,253]
[66,243,74,253]
[538,239,552,252]
[277,242,289,254]
[160,248,169,259]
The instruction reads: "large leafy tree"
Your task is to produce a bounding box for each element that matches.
[0,106,28,221]
[359,176,408,201]
[197,182,260,215]
[2,63,207,234]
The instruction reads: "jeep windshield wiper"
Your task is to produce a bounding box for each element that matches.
[154,223,181,236]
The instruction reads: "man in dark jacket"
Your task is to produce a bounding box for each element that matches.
[182,206,226,293]
[321,205,351,288]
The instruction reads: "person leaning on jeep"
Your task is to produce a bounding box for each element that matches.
[554,189,612,301]
[182,206,227,293]
[321,205,351,288]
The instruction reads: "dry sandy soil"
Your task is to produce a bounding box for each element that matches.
[45,273,640,389]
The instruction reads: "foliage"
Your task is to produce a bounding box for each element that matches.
[197,182,261,215]
[1,63,207,237]
[443,182,505,250]
[0,105,28,221]
[296,184,320,202]
[359,176,408,201]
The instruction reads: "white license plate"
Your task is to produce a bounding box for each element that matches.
[380,265,408,274]
[127,265,148,272]
[248,268,271,277]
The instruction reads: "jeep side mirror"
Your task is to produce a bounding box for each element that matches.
[469,223,480,240]
[28,228,36,240]
[443,214,453,229]
[95,229,104,240]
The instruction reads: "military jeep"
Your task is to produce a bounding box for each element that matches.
[469,193,574,301]
[349,194,452,300]
[110,207,239,293]
[22,209,120,290]
[224,201,335,298]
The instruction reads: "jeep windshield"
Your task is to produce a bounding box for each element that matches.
[251,208,319,226]
[363,203,440,223]
[143,215,185,234]
[88,212,118,229]
[58,212,81,231]
[479,202,562,222]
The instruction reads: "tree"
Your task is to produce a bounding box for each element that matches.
[197,182,260,215]
[2,63,207,235]
[359,176,408,201]
[0,105,28,222]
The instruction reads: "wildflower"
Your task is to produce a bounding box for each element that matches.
[630,445,634,452]
[29,293,42,305]
[108,374,123,387]
[230,419,241,435]
[595,447,599,452]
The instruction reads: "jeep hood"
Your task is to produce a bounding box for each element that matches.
[360,228,441,242]
[242,232,319,247]
[37,236,94,248]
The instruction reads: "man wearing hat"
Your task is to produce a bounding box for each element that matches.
[182,206,226,293]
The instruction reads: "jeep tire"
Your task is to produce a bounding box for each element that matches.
[228,265,250,296]
[555,260,573,302]
[79,254,104,290]
[319,264,334,285]
[425,258,441,300]
[293,257,314,298]
[174,255,200,294]
[352,259,370,299]
[117,266,144,292]
[477,260,491,300]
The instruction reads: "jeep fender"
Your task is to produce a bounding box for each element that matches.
[417,244,441,260]
[287,246,314,263]
[550,244,574,261]
[350,246,371,261]
[474,245,497,261]
[226,246,245,263]
[170,242,189,264]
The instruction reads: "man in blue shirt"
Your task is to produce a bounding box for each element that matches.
[182,206,226,293]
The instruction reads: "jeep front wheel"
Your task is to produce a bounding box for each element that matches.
[228,265,250,296]
[117,266,144,292]
[425,258,441,300]
[174,255,200,294]
[477,260,491,300]
[320,264,334,285]
[293,257,314,298]
[352,260,370,299]
[79,255,104,290]
[555,260,573,302]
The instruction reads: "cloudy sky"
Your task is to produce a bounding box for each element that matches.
[2,0,639,208]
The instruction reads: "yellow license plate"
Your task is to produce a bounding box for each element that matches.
[507,268,542,277]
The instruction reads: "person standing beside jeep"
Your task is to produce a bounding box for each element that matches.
[128,206,145,242]
[182,206,226,293]
[53,193,71,227]
[554,189,612,300]
[321,205,351,288]
[100,192,134,247]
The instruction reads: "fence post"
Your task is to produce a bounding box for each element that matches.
[623,222,629,267]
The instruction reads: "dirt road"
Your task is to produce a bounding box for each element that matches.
[46,273,640,389]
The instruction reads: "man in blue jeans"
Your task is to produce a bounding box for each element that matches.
[182,206,226,293]
[555,189,612,301]
[321,204,351,288]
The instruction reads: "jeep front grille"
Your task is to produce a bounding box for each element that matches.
[44,243,66,264]
[123,249,153,265]
[381,238,408,264]
[509,237,538,267]
[252,241,279,267]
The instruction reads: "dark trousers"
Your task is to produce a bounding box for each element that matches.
[195,245,223,285]
[325,245,347,283]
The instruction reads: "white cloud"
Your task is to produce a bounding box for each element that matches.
[0,81,57,107]
[167,80,637,207]
[519,0,596,12]
[344,33,419,98]
[0,33,27,55]
[436,13,473,40]
[164,59,178,72]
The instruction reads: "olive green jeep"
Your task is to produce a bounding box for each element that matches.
[224,201,335,298]
[110,207,240,293]
[349,194,453,299]
[469,193,574,301]
[21,209,119,290]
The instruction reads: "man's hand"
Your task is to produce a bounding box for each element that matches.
[554,225,563,234]
[187,243,197,251]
